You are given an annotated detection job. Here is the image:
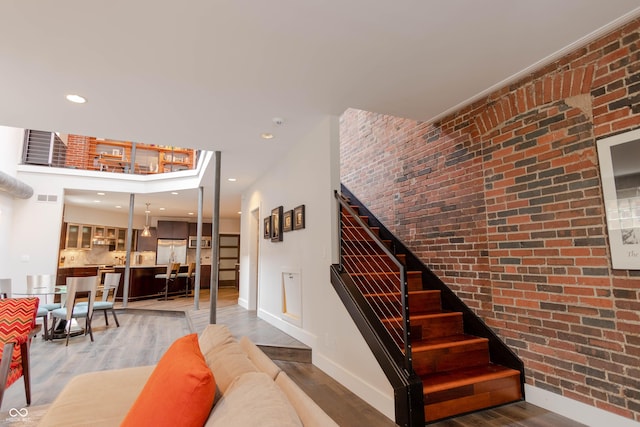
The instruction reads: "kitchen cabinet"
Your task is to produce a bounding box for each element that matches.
[200,264,211,289]
[65,224,93,249]
[188,222,212,236]
[116,228,127,251]
[91,226,128,250]
[63,223,130,251]
[113,265,190,301]
[136,227,157,251]
[157,220,188,239]
[56,266,98,286]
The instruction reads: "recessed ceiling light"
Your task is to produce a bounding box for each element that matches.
[188,212,194,216]
[261,133,274,140]
[115,205,122,209]
[93,200,101,203]
[237,211,242,215]
[97,192,105,196]
[171,192,179,195]
[66,94,86,104]
[159,207,166,211]
[227,178,237,182]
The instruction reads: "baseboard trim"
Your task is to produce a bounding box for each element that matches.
[257,308,316,346]
[237,296,249,309]
[313,351,395,421]
[525,384,640,427]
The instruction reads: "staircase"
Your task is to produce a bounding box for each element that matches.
[332,190,523,425]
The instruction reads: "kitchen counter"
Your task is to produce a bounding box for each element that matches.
[56,264,212,301]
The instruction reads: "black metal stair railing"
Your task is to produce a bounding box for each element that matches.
[332,191,424,427]
[336,191,413,370]
[340,184,526,400]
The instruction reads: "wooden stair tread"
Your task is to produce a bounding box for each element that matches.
[383,310,459,320]
[411,334,488,351]
[348,271,422,281]
[363,289,439,298]
[422,364,520,393]
[382,311,459,323]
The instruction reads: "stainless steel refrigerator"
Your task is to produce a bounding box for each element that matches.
[156,239,187,265]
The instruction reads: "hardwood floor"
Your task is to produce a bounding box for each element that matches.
[0,287,585,427]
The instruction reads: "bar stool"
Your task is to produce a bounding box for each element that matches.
[177,263,196,297]
[155,263,181,301]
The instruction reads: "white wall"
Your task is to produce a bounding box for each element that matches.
[0,129,219,292]
[64,204,146,229]
[239,116,395,420]
[0,126,27,277]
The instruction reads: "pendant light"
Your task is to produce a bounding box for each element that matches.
[141,203,151,237]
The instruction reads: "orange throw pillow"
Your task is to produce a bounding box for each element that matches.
[121,333,216,427]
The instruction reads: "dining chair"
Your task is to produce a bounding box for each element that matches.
[155,263,181,301]
[26,274,61,311]
[26,274,60,341]
[49,276,99,346]
[0,297,39,408]
[3,278,50,341]
[0,279,11,299]
[78,272,122,327]
[176,262,196,297]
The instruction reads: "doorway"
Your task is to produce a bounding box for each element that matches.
[248,208,260,310]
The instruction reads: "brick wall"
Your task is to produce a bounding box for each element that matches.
[65,134,93,169]
[340,19,640,421]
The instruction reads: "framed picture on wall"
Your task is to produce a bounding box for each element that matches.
[283,210,293,232]
[597,128,640,270]
[293,204,305,230]
[271,206,283,242]
[263,216,271,239]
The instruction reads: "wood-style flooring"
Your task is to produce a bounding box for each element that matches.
[0,288,585,427]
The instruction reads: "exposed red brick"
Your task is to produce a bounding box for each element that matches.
[340,18,640,423]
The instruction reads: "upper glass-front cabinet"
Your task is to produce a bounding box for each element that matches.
[66,224,93,249]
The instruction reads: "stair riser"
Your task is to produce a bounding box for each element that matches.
[364,292,441,315]
[341,240,390,255]
[341,206,360,215]
[351,272,422,294]
[424,375,522,422]
[342,215,369,225]
[412,343,489,376]
[342,254,406,268]
[365,294,402,318]
[342,257,401,272]
[341,226,380,241]
[408,291,441,313]
[412,314,463,340]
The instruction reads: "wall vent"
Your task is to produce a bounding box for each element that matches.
[36,194,58,203]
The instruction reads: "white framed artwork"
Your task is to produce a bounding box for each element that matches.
[597,128,640,270]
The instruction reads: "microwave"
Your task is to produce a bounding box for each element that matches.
[188,236,212,249]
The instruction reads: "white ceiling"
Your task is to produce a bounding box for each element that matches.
[2,1,639,219]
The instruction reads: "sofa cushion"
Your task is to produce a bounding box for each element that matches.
[121,333,216,427]
[38,366,154,427]
[198,324,235,355]
[275,371,340,427]
[205,372,302,427]
[202,340,258,393]
[239,336,281,380]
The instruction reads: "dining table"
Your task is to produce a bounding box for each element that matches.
[13,286,86,340]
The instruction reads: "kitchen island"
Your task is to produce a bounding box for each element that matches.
[57,264,211,301]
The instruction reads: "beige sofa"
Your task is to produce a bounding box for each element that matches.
[39,324,338,426]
